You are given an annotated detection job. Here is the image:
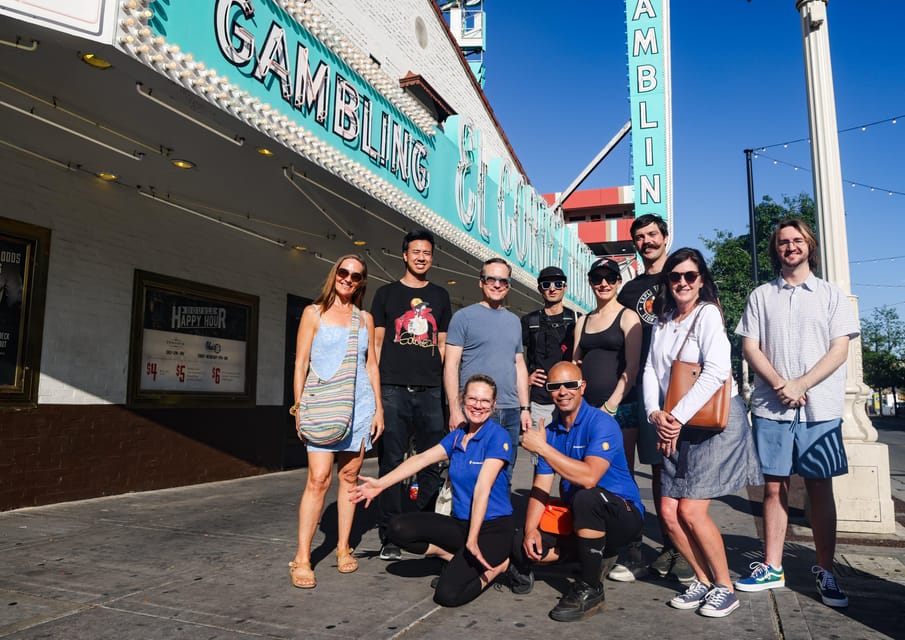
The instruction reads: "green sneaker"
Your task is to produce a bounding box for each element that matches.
[735,561,785,592]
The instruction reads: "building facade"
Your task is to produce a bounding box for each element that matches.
[0,0,596,509]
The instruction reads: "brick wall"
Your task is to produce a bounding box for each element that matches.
[0,404,291,510]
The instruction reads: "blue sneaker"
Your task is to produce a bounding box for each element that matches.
[698,584,740,618]
[735,561,785,592]
[813,566,848,608]
[669,579,710,610]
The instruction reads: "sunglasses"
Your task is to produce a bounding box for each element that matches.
[668,271,700,285]
[480,275,510,287]
[589,271,619,286]
[539,280,565,291]
[545,379,583,392]
[336,267,364,283]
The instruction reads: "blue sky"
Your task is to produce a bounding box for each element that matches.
[479,1,904,317]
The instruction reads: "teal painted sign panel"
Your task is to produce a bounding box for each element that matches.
[146,0,594,308]
[626,0,670,223]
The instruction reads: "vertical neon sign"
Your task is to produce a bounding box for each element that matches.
[626,0,672,233]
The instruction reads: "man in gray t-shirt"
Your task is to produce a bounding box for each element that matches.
[444,258,531,481]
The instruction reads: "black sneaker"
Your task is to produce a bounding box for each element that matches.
[649,546,678,578]
[379,542,402,561]
[508,563,535,595]
[548,580,605,622]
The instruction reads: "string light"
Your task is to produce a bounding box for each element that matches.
[753,113,903,150]
[754,152,905,198]
[851,254,905,265]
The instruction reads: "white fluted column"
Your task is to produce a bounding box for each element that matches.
[796,0,894,533]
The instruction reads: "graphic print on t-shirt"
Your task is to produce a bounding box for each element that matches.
[394,297,438,352]
[635,285,658,326]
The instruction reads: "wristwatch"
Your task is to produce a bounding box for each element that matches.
[519,405,531,412]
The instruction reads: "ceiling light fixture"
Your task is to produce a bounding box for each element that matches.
[353,240,366,246]
[257,147,274,156]
[81,53,112,69]
[171,159,195,169]
[97,172,118,181]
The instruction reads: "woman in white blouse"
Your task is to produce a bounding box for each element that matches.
[643,247,761,618]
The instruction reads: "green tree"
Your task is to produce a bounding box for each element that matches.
[860,305,905,412]
[861,305,905,357]
[701,194,817,377]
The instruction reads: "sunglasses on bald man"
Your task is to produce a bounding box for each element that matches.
[545,379,583,392]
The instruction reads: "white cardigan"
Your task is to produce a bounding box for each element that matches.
[643,304,734,426]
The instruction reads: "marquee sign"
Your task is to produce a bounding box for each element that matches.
[626,0,672,232]
[121,0,595,308]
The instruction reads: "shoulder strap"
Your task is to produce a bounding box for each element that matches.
[674,302,726,361]
[563,308,577,324]
[674,304,706,361]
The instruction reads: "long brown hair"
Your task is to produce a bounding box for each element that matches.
[314,254,368,312]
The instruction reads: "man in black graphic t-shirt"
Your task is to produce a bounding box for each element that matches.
[371,229,452,561]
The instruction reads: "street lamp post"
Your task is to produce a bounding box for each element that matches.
[795,0,894,533]
[744,148,759,284]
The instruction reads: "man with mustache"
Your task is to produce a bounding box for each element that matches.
[735,219,859,608]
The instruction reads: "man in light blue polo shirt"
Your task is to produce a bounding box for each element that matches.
[513,361,644,622]
[735,218,859,608]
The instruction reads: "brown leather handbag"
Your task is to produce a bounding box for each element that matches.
[663,304,731,429]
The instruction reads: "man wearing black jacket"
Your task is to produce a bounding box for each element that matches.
[521,266,577,430]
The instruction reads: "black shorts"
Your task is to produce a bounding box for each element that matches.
[540,487,642,556]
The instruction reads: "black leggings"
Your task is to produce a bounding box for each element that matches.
[388,512,515,607]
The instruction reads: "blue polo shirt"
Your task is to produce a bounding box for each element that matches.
[440,419,513,521]
[537,400,644,517]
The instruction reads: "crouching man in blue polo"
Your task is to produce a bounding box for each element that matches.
[511,361,644,622]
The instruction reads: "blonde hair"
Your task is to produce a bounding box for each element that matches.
[314,254,367,312]
[769,219,819,273]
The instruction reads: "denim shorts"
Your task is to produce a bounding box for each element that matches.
[614,401,640,430]
[751,412,848,479]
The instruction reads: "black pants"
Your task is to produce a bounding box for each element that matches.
[517,487,643,567]
[377,385,446,542]
[388,512,515,607]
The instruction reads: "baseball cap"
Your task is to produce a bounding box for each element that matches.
[537,266,567,283]
[588,258,621,278]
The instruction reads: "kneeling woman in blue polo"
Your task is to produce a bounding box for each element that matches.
[351,373,514,607]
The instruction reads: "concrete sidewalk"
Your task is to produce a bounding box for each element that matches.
[2,450,904,639]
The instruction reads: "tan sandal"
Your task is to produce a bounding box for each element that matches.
[289,561,316,588]
[336,548,359,574]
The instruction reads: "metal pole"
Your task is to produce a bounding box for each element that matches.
[550,120,632,211]
[744,149,759,284]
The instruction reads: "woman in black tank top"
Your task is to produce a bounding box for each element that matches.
[573,259,642,472]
